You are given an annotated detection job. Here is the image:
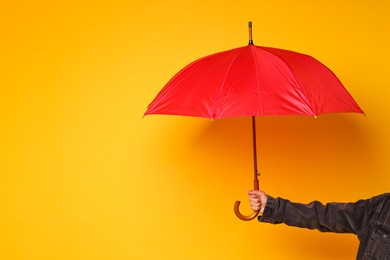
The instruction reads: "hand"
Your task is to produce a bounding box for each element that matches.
[248,190,268,215]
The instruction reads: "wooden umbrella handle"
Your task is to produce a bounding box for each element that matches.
[234,200,260,221]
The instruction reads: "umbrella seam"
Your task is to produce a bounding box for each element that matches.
[259,47,317,115]
[251,46,264,115]
[211,48,243,119]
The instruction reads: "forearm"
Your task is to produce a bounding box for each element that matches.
[258,196,374,234]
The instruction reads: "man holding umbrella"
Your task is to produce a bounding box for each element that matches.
[248,190,390,259]
[145,23,364,221]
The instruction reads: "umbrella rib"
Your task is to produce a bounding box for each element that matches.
[211,51,242,119]
[251,46,264,115]
[146,58,209,116]
[261,49,316,115]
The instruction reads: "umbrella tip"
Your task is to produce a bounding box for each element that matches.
[248,21,253,45]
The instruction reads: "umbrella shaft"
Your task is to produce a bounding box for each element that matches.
[252,116,259,190]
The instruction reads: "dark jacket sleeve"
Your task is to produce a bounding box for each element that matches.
[258,194,388,235]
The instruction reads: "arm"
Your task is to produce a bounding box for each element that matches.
[249,190,388,235]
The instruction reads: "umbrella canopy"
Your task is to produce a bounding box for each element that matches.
[145,44,363,119]
[144,23,363,221]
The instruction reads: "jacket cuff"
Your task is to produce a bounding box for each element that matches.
[258,196,278,223]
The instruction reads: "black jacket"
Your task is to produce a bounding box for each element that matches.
[259,193,390,259]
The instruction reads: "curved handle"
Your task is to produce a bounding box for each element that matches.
[234,200,259,221]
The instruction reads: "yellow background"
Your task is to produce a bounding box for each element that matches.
[0,0,389,259]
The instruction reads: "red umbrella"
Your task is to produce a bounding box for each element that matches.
[145,22,364,220]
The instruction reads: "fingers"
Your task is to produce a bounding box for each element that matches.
[249,201,262,211]
[247,190,268,213]
[248,190,262,210]
[248,190,262,200]
[248,190,261,195]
